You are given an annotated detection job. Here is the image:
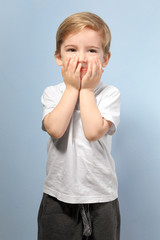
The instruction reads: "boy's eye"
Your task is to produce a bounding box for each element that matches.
[89,49,97,53]
[67,48,76,52]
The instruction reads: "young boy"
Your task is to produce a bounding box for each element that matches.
[38,12,120,240]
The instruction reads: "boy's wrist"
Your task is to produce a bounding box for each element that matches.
[80,87,94,93]
[65,85,80,94]
[80,88,94,96]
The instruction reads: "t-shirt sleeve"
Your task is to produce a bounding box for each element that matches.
[98,86,120,136]
[41,86,59,131]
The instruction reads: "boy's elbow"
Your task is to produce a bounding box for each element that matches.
[84,125,109,141]
[43,117,64,139]
[85,135,98,141]
[84,130,101,141]
[46,124,64,139]
[47,129,64,139]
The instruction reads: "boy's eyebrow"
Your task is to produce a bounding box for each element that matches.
[87,46,101,49]
[64,44,77,48]
[64,44,101,49]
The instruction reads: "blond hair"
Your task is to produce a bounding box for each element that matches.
[55,12,111,55]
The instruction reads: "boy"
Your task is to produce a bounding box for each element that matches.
[38,12,120,240]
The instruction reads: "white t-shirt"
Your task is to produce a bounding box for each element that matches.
[41,81,120,204]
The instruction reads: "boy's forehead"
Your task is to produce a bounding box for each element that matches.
[63,28,103,45]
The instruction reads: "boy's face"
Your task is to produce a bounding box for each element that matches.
[55,28,110,78]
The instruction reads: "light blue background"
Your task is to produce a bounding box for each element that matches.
[0,0,160,239]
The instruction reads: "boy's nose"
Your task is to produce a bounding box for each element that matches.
[78,52,87,62]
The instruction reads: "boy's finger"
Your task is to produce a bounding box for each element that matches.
[92,57,98,77]
[86,61,92,78]
[75,63,81,80]
[64,57,71,70]
[68,55,78,72]
[73,56,79,72]
[98,58,103,74]
[75,62,81,74]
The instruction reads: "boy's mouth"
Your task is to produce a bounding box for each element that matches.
[80,67,88,72]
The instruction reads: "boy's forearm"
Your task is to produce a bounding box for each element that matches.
[44,87,79,138]
[80,89,111,141]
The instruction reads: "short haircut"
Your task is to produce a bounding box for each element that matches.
[55,12,111,55]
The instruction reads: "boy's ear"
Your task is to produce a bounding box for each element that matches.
[55,51,63,66]
[102,52,111,68]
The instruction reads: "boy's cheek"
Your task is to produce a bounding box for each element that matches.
[61,56,70,66]
[63,54,76,63]
[88,56,102,63]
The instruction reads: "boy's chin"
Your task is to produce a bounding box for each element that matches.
[80,71,87,79]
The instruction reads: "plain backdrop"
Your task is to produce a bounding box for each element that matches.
[0,0,160,239]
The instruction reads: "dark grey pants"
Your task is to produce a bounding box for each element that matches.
[38,193,120,240]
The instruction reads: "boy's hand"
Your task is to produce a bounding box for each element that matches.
[61,55,81,91]
[81,57,104,91]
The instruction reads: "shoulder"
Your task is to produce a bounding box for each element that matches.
[41,82,65,105]
[43,82,65,96]
[95,82,120,99]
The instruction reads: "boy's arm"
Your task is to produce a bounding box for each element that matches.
[43,87,79,139]
[80,57,112,141]
[80,89,112,141]
[43,56,81,139]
